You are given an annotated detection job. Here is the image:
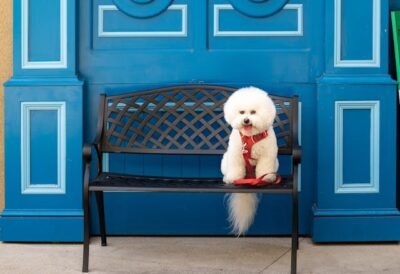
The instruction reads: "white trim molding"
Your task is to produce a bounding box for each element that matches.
[21,0,68,69]
[334,101,380,194]
[214,4,303,37]
[21,102,67,194]
[334,0,380,67]
[98,4,188,38]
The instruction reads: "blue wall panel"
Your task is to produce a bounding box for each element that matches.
[0,217,82,242]
[342,109,371,184]
[13,0,76,77]
[94,0,192,50]
[28,0,60,62]
[313,76,399,241]
[210,1,305,50]
[1,80,84,241]
[341,0,373,60]
[316,82,396,210]
[30,110,58,185]
[4,86,82,209]
[218,5,298,32]
[104,7,182,32]
[82,0,324,84]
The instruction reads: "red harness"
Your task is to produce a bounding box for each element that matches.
[233,130,281,186]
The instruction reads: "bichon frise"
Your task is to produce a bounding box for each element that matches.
[221,87,279,235]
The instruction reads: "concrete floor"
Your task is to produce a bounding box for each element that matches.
[0,237,399,274]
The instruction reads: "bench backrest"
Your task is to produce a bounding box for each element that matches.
[95,85,298,155]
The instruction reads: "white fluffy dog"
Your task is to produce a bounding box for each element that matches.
[221,87,279,235]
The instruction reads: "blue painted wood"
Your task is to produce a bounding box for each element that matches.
[390,0,400,10]
[342,109,371,185]
[1,209,83,217]
[112,0,173,18]
[313,79,399,242]
[0,216,83,242]
[162,155,182,177]
[326,0,389,72]
[338,101,380,193]
[30,110,58,185]
[13,0,77,77]
[310,0,400,242]
[4,85,83,209]
[1,83,83,242]
[228,0,289,18]
[341,0,373,61]
[90,193,294,236]
[102,5,183,33]
[81,0,324,84]
[316,81,396,210]
[2,0,399,242]
[313,207,400,217]
[28,0,61,62]
[1,0,83,242]
[217,4,300,33]
[313,216,400,242]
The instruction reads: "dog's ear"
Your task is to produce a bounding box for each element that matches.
[223,95,235,124]
[224,88,244,124]
[265,95,277,128]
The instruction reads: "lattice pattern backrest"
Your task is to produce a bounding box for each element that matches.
[270,95,296,154]
[100,86,296,154]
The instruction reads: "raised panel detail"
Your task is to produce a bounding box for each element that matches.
[21,102,66,194]
[21,0,67,69]
[98,4,187,37]
[334,101,380,194]
[334,0,380,67]
[214,4,303,37]
[29,110,58,185]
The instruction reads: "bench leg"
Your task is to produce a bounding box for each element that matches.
[291,189,299,274]
[82,190,90,272]
[95,191,107,246]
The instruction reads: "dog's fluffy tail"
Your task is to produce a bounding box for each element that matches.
[227,193,258,235]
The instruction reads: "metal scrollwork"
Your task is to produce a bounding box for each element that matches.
[113,0,173,18]
[228,0,289,18]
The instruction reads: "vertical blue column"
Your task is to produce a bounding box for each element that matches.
[313,0,400,242]
[0,0,83,241]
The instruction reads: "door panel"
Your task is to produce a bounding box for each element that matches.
[80,0,320,235]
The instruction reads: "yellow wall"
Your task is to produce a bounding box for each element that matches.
[0,0,13,210]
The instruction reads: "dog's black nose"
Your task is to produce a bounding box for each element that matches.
[243,118,250,124]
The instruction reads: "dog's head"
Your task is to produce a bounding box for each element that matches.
[223,87,276,136]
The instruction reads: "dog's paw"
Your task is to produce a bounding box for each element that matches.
[223,174,243,184]
[262,173,277,182]
[223,176,235,184]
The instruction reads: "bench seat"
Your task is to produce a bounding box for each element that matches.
[89,172,293,193]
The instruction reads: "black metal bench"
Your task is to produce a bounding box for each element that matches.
[82,85,301,273]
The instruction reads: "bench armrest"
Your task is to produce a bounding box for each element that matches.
[293,144,301,166]
[83,142,103,176]
[83,143,92,164]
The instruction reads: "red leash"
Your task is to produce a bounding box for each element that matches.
[233,131,281,186]
[234,172,282,186]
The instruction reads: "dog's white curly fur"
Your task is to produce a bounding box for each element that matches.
[221,87,279,235]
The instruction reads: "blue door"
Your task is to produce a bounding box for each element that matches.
[2,0,399,242]
[79,0,317,235]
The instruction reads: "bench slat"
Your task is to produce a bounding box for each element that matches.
[89,172,293,194]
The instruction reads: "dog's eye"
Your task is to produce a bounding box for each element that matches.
[239,111,245,114]
[250,110,256,115]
